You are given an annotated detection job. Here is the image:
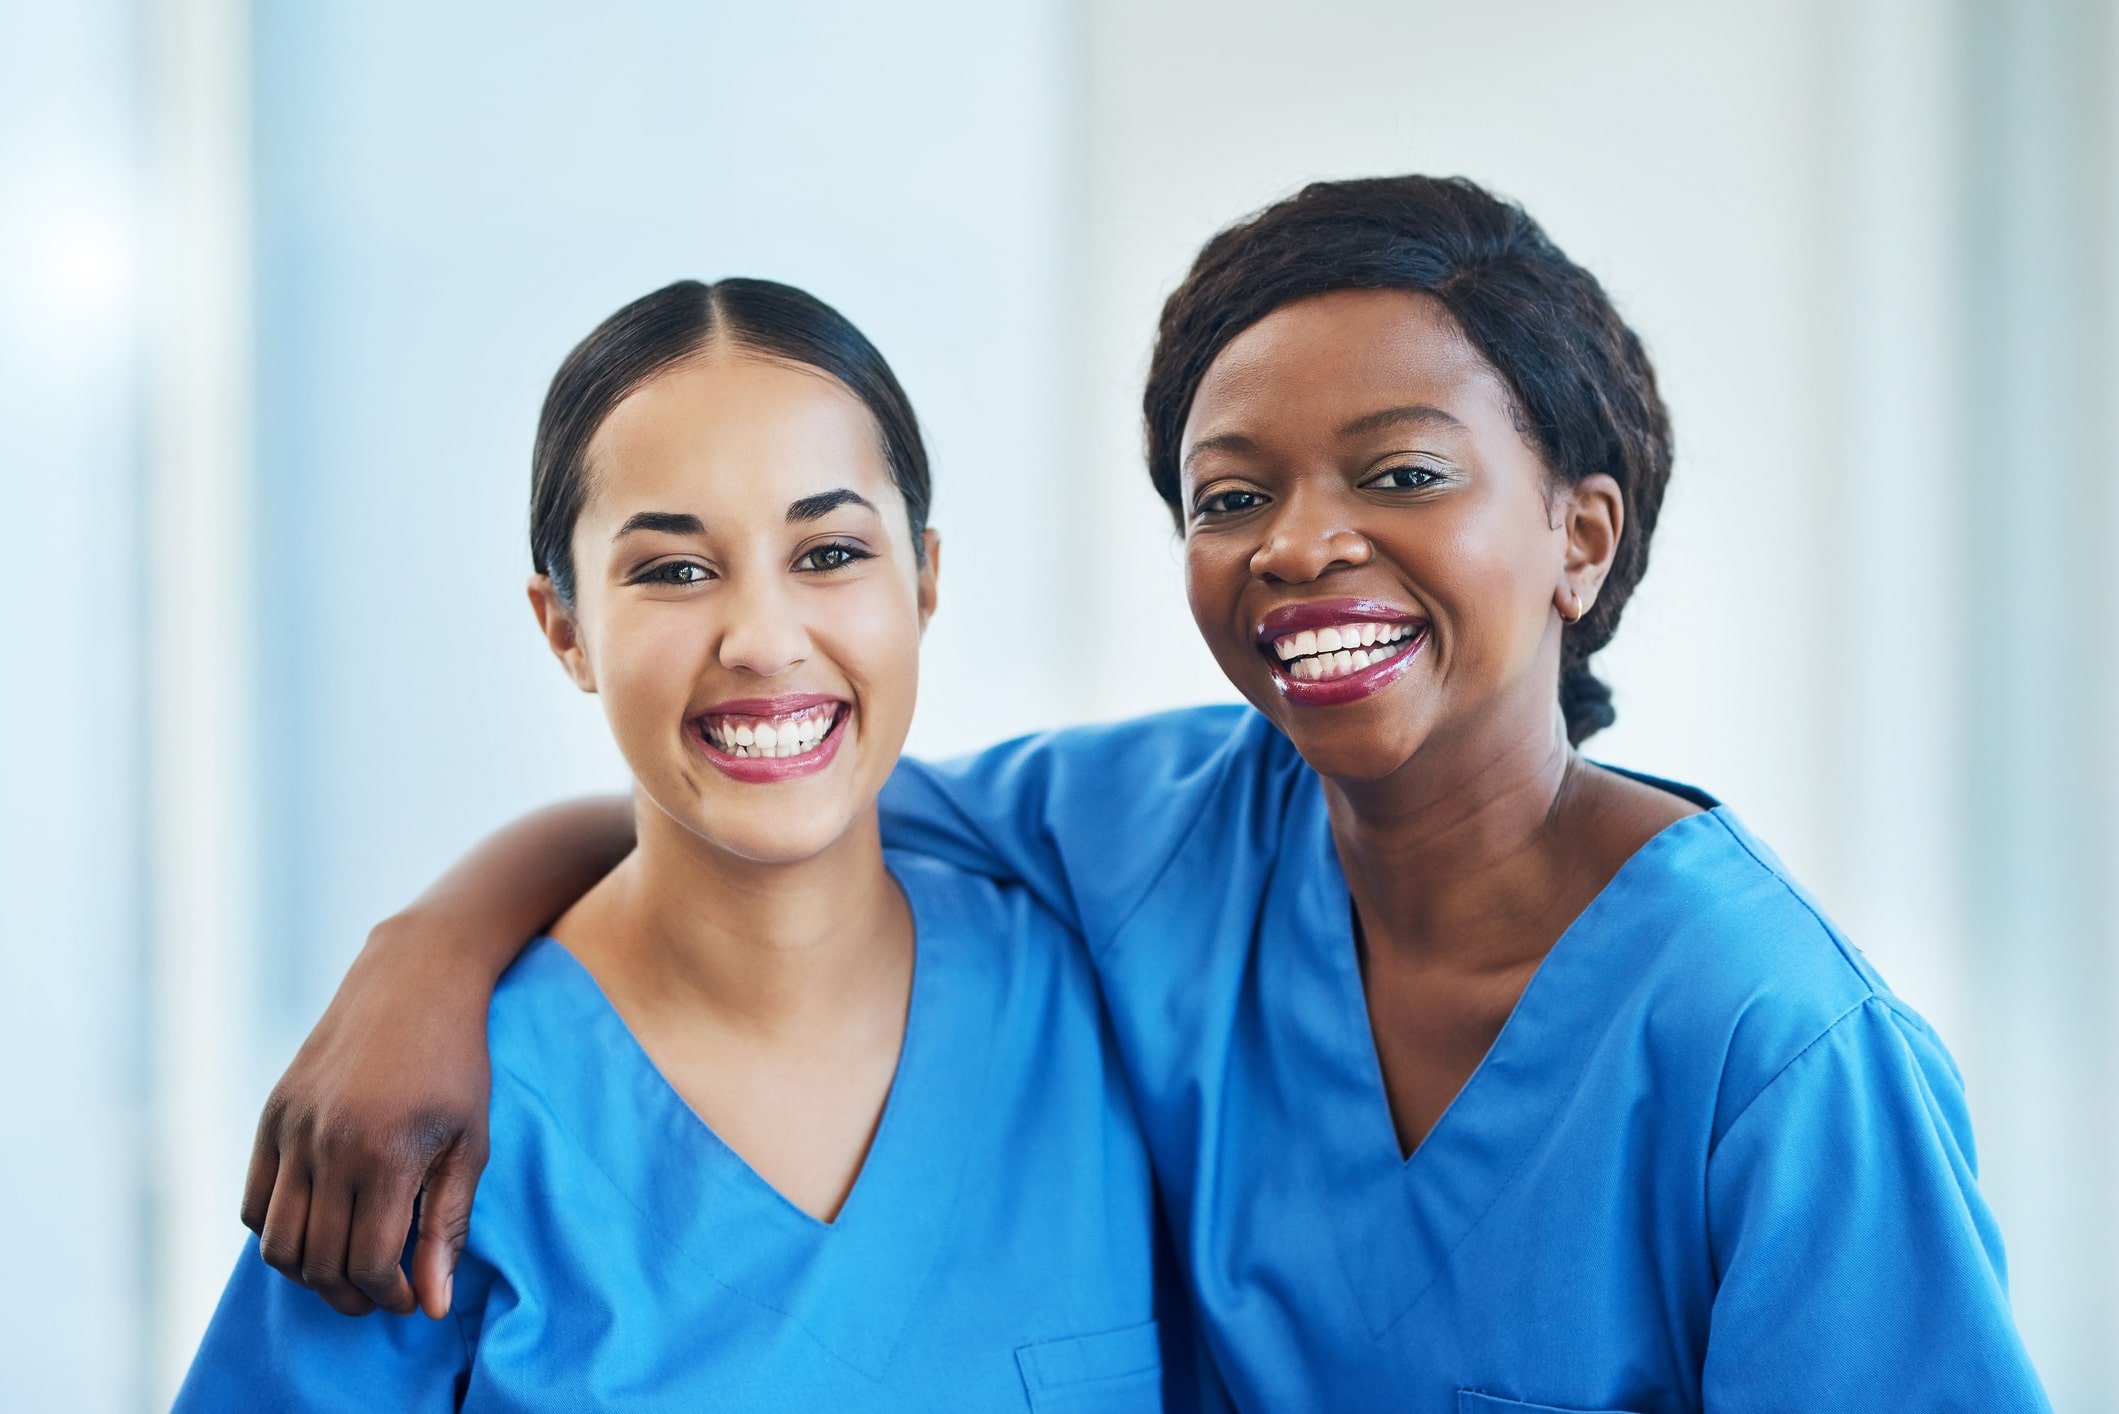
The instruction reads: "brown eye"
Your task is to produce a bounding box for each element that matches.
[1196,488,1266,517]
[640,561,711,585]
[1363,465,1442,491]
[798,542,872,573]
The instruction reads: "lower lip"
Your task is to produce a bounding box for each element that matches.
[691,709,849,783]
[1267,628,1427,707]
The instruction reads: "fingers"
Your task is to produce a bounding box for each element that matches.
[241,1114,281,1235]
[300,1166,376,1316]
[412,1137,487,1320]
[247,1098,480,1319]
[256,1159,312,1282]
[344,1174,420,1316]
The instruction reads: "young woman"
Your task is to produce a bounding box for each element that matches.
[180,279,1215,1411]
[241,181,2051,1411]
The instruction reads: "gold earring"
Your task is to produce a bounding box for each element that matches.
[1564,590,1586,624]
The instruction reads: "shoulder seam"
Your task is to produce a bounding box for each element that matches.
[1707,993,1886,1164]
[1709,814,1879,996]
[1094,713,1284,954]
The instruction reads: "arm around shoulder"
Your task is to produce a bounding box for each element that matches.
[240,794,634,1320]
[880,705,1261,939]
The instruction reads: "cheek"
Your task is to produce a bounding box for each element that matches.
[1182,536,1249,639]
[813,581,925,721]
[1402,499,1566,657]
[592,604,712,727]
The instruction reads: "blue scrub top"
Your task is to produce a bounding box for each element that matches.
[881,705,2052,1413]
[178,853,1220,1412]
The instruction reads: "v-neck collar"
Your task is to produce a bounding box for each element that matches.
[494,858,997,1378]
[1280,770,1732,1341]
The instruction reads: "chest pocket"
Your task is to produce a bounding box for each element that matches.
[1015,1321,1163,1413]
[1459,1394,1647,1414]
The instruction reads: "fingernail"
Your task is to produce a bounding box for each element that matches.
[443,1272,454,1311]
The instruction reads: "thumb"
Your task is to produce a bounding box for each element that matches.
[412,1137,486,1320]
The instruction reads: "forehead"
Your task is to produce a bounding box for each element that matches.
[583,351,895,515]
[1182,288,1520,461]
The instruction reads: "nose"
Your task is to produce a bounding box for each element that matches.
[716,573,810,678]
[1248,486,1372,584]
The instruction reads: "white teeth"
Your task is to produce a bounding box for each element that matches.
[701,706,841,759]
[1265,620,1423,684]
[1262,616,1426,686]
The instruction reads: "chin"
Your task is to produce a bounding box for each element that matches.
[1235,683,1420,785]
[699,814,860,867]
[1281,723,1423,785]
[646,771,865,866]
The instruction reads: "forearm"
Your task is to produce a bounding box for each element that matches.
[242,793,636,1318]
[367,794,636,985]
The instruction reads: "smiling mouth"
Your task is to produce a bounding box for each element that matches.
[696,702,845,759]
[1265,620,1424,683]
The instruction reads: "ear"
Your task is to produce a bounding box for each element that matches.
[1554,473,1623,622]
[527,574,597,692]
[916,528,941,634]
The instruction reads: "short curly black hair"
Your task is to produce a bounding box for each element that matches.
[1144,176,1673,744]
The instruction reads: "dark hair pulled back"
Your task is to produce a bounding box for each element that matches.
[1144,176,1673,744]
[530,278,930,604]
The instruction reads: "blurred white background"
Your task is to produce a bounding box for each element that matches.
[4,0,2115,1407]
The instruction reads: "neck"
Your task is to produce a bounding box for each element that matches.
[571,793,911,1037]
[1323,685,1583,970]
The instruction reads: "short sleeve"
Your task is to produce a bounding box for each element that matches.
[173,1237,470,1412]
[878,705,1258,945]
[1702,998,2050,1410]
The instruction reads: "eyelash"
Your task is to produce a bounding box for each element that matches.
[1193,488,1266,518]
[797,541,873,573]
[1364,464,1443,491]
[636,560,712,586]
[1192,463,1446,519]
[631,540,874,586]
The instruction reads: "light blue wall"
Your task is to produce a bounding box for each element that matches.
[0,1,147,1408]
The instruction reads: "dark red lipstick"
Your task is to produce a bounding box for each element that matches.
[1255,598,1427,708]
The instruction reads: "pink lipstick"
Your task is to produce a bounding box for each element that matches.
[688,694,850,783]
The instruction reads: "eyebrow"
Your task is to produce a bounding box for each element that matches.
[1182,432,1260,471]
[1336,404,1466,438]
[612,510,704,541]
[1183,404,1468,472]
[786,488,877,523]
